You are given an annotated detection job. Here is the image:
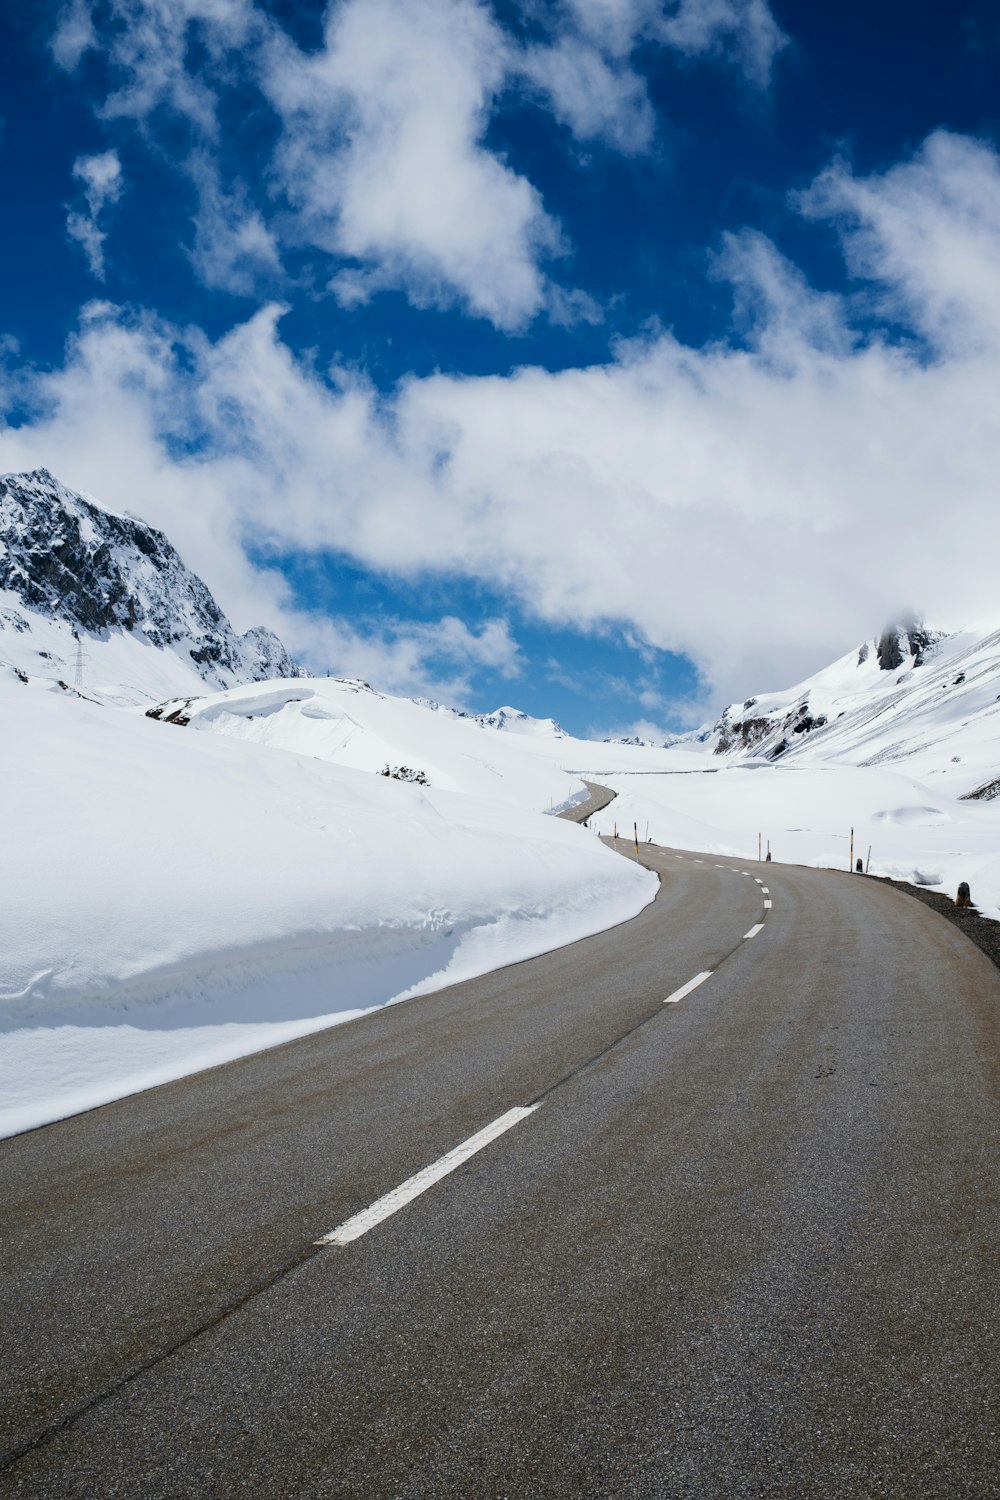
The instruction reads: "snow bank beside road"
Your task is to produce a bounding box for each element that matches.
[0,680,655,1138]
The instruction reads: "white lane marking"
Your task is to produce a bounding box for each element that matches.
[761,886,769,896]
[664,971,713,1005]
[714,863,725,869]
[693,859,704,864]
[764,899,772,909]
[741,870,751,876]
[743,923,764,940]
[315,1105,540,1247]
[754,878,764,885]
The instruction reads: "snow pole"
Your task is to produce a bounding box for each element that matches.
[849,827,854,872]
[634,822,640,860]
[866,845,872,874]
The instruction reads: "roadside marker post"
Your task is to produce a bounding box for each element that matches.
[634,822,640,860]
[850,826,855,872]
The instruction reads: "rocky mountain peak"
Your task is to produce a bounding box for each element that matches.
[873,619,939,672]
[0,469,300,690]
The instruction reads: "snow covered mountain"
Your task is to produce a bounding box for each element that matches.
[704,619,1000,799]
[0,468,299,704]
[467,705,568,738]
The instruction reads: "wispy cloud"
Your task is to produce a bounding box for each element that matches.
[66,149,123,278]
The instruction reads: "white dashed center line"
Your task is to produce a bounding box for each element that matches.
[321,848,778,1253]
[315,1105,540,1247]
[664,971,713,1004]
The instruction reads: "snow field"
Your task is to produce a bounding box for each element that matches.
[0,678,656,1138]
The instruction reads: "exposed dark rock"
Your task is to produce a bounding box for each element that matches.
[714,715,770,755]
[876,628,905,672]
[380,765,430,785]
[875,620,939,672]
[960,777,1000,802]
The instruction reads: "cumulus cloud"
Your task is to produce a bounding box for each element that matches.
[66,149,124,278]
[263,0,561,330]
[800,130,1000,357]
[8,131,998,709]
[50,0,786,323]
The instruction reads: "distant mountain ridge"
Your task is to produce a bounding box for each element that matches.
[0,468,299,698]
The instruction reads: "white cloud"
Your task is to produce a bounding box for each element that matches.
[187,156,283,296]
[560,0,786,84]
[518,35,655,153]
[518,0,785,154]
[9,131,1000,710]
[49,0,785,323]
[52,0,258,132]
[658,0,787,86]
[801,130,1000,358]
[263,0,561,330]
[66,149,124,278]
[298,614,522,701]
[51,0,97,71]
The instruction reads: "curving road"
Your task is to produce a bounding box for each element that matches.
[1,845,999,1498]
[557,779,618,824]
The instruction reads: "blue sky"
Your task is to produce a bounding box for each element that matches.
[2,1,1000,735]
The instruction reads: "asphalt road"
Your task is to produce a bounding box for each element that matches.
[2,845,999,1498]
[557,780,618,823]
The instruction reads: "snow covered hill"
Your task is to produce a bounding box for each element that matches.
[0,468,299,705]
[0,673,655,1138]
[144,678,597,812]
[573,620,1000,925]
[705,620,1000,800]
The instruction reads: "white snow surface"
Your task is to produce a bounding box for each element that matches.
[0,675,655,1139]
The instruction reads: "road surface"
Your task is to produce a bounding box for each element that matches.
[557,779,618,823]
[1,845,998,1498]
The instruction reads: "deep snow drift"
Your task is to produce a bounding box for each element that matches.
[0,675,655,1138]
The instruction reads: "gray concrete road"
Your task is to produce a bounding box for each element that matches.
[1,846,998,1498]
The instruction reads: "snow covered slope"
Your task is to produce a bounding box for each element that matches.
[146,678,597,812]
[0,674,655,1138]
[706,621,1000,800]
[572,620,1000,922]
[0,468,299,705]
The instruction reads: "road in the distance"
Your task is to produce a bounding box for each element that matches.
[1,846,999,1498]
